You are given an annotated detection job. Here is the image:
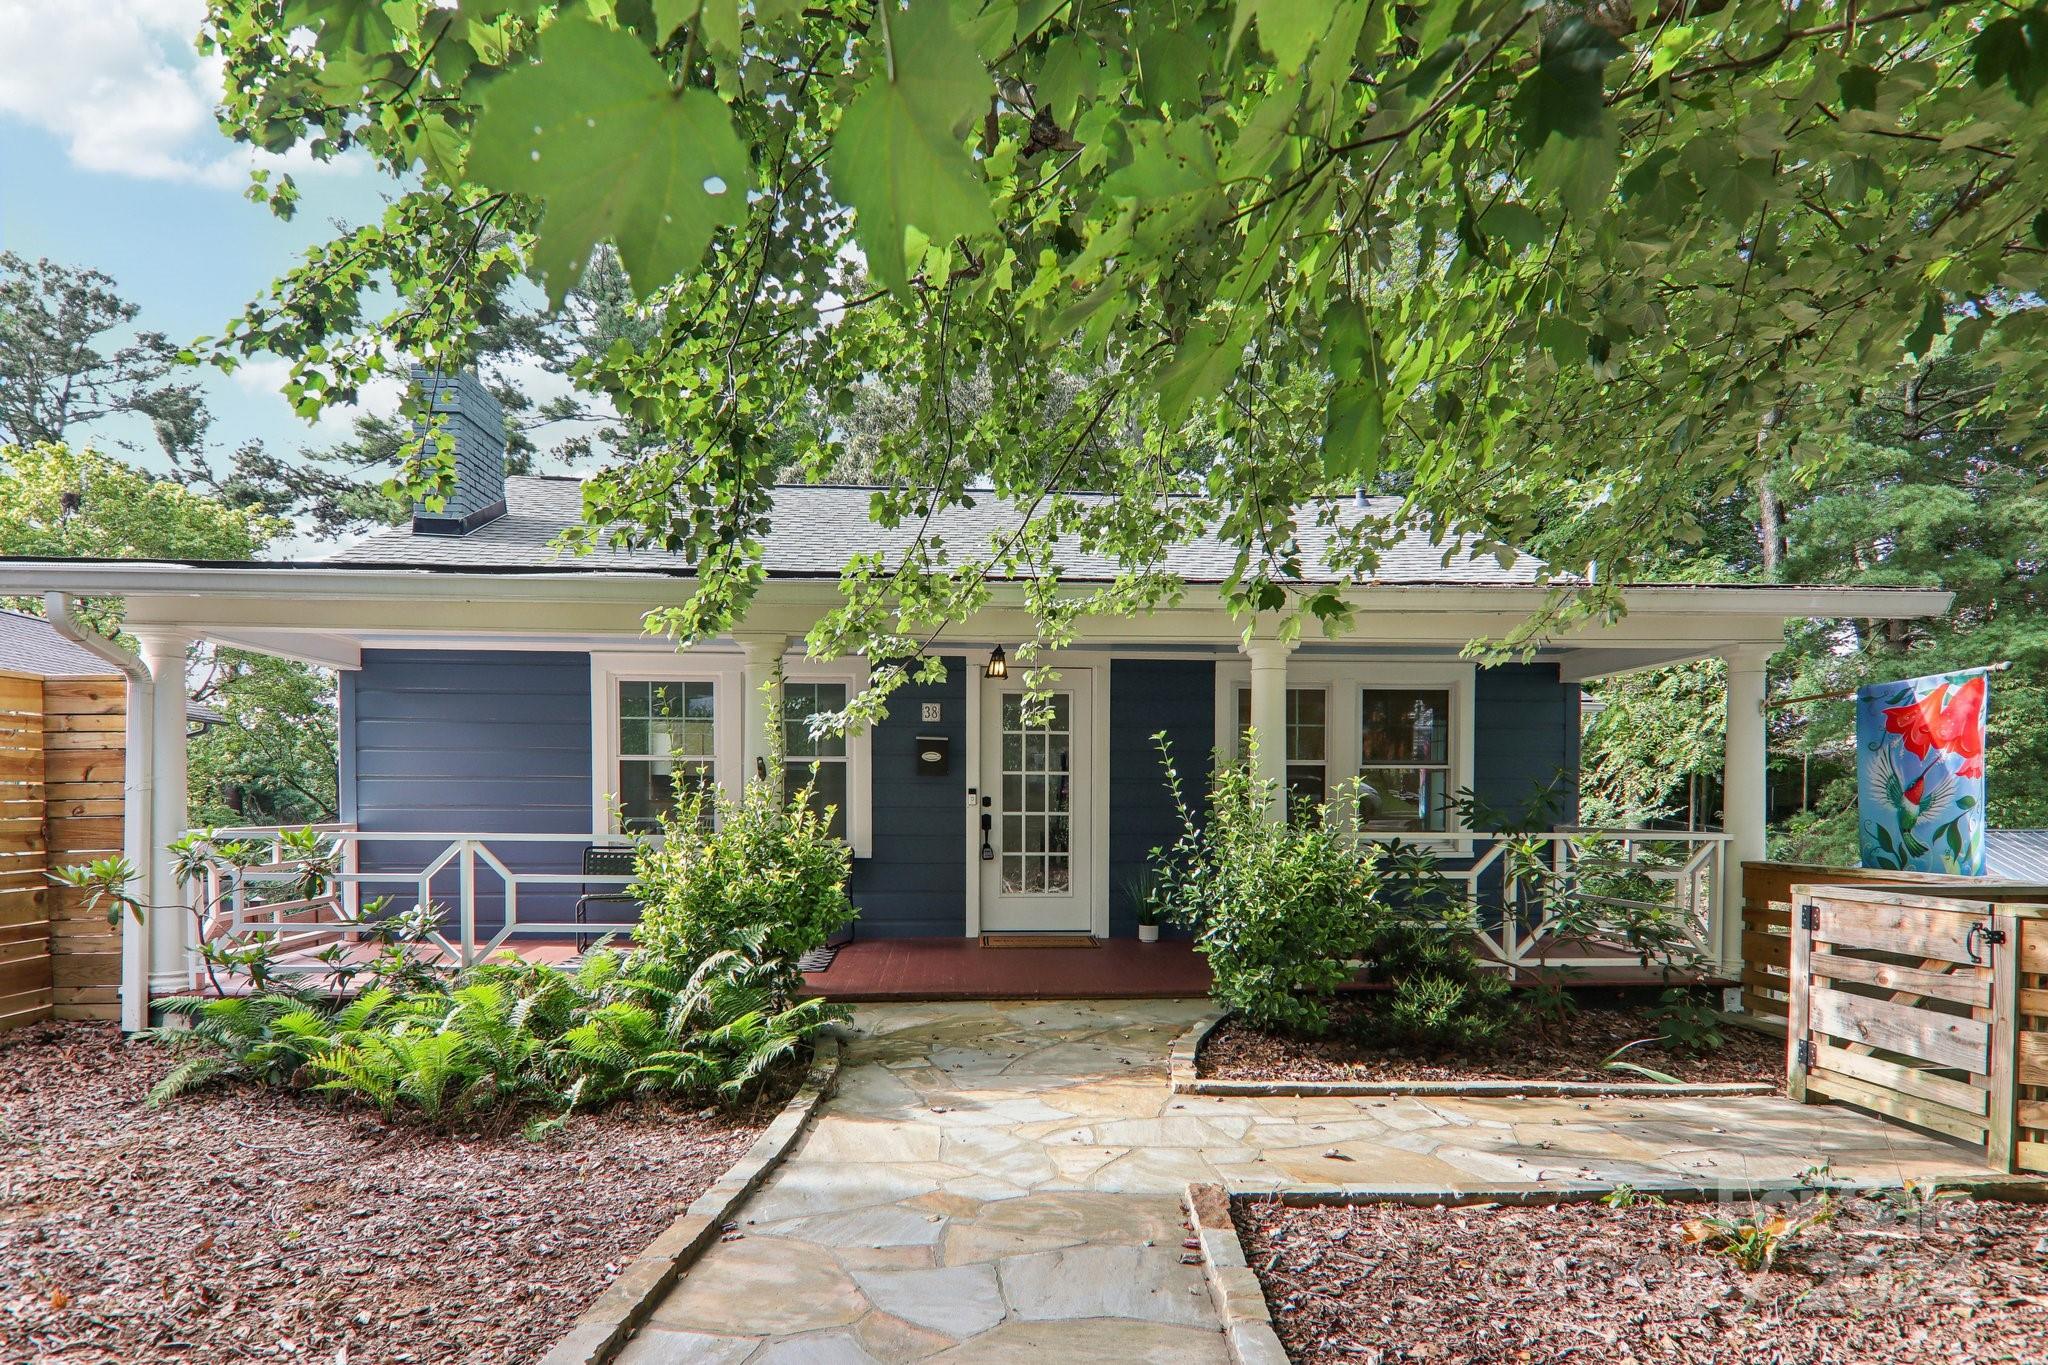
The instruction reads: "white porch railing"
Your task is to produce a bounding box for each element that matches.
[196,824,636,974]
[190,823,1728,982]
[1408,828,1729,971]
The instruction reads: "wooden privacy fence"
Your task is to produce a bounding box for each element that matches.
[1738,861,2042,1025]
[1785,882,2048,1174]
[0,668,125,1033]
[0,671,48,1029]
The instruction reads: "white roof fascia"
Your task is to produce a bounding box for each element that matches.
[0,561,1954,617]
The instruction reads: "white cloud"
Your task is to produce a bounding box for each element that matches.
[0,0,355,187]
[230,355,405,444]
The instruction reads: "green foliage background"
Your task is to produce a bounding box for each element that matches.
[191,0,2047,677]
[0,442,339,826]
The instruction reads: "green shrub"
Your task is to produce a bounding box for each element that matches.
[144,938,840,1136]
[1152,735,1382,1036]
[1353,844,1527,1051]
[1385,970,1517,1051]
[632,775,856,1003]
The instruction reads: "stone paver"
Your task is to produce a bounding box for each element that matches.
[623,999,1982,1362]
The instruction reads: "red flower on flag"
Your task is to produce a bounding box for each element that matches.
[1882,675,1987,779]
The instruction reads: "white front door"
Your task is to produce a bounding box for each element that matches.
[978,675,1094,932]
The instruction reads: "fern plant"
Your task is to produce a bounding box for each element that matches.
[141,932,841,1136]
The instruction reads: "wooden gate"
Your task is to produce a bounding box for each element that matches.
[1787,883,2048,1173]
[0,669,126,1032]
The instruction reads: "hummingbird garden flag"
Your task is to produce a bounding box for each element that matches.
[1855,670,1990,874]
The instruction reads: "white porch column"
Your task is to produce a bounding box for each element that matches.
[733,632,789,796]
[1240,636,1296,823]
[1718,643,1773,974]
[132,627,192,1000]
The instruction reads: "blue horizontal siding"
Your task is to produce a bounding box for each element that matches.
[848,658,967,938]
[1109,658,1214,938]
[344,649,595,927]
[334,649,1581,946]
[1472,662,1580,825]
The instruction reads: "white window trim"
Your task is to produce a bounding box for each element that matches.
[1214,658,1477,852]
[589,650,874,858]
[781,656,874,861]
[1225,678,1334,805]
[591,650,744,837]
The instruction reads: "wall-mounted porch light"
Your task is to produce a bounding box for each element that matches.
[985,645,1008,679]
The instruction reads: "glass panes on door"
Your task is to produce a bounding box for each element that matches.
[999,692,1072,894]
[1358,687,1451,831]
[617,680,716,831]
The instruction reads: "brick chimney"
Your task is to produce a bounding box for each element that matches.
[410,368,508,536]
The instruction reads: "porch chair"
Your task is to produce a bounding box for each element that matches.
[573,844,640,950]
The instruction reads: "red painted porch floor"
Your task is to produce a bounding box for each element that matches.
[800,937,1212,1001]
[204,935,1726,1002]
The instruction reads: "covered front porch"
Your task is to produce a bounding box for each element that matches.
[180,816,1736,1004]
[3,563,1952,1027]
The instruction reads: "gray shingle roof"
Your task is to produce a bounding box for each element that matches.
[327,477,1545,586]
[1988,830,2048,882]
[0,609,119,677]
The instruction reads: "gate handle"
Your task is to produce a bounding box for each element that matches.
[1965,921,2007,964]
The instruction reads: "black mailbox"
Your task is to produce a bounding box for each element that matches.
[915,735,951,777]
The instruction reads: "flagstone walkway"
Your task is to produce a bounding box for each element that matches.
[618,999,1982,1364]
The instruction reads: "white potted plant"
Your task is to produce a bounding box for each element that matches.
[1137,902,1162,944]
[1124,871,1166,944]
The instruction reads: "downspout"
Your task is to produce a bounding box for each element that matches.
[44,592,153,1033]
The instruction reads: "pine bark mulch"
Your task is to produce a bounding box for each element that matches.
[0,1021,792,1364]
[1236,1193,2048,1364]
[1199,995,1782,1086]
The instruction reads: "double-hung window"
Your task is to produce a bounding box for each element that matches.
[614,679,719,832]
[593,652,872,854]
[1218,660,1473,842]
[1357,687,1453,833]
[782,680,849,841]
[1233,685,1330,810]
[592,653,742,837]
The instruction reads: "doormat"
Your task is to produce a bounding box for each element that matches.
[796,945,838,973]
[977,933,1101,949]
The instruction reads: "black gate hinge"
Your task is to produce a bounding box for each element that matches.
[1795,1038,1814,1068]
[1798,901,1819,932]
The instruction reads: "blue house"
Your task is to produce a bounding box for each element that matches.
[2,375,1952,1024]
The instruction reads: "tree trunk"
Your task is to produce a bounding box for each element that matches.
[1755,403,1784,578]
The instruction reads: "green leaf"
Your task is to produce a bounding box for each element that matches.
[653,0,740,52]
[468,17,750,306]
[1904,292,1946,359]
[290,0,414,55]
[1324,384,1384,480]
[1512,14,1623,149]
[828,0,997,295]
[1034,34,1100,125]
[1973,8,2048,105]
[1137,25,1206,111]
[1321,300,1383,479]
[1230,0,1336,74]
[1527,125,1619,220]
[1838,64,1880,112]
[1478,201,1546,249]
[1155,321,1246,426]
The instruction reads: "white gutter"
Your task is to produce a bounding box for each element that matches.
[44,593,152,1033]
[0,562,1957,621]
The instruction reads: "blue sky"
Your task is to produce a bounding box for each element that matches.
[0,1,404,469]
